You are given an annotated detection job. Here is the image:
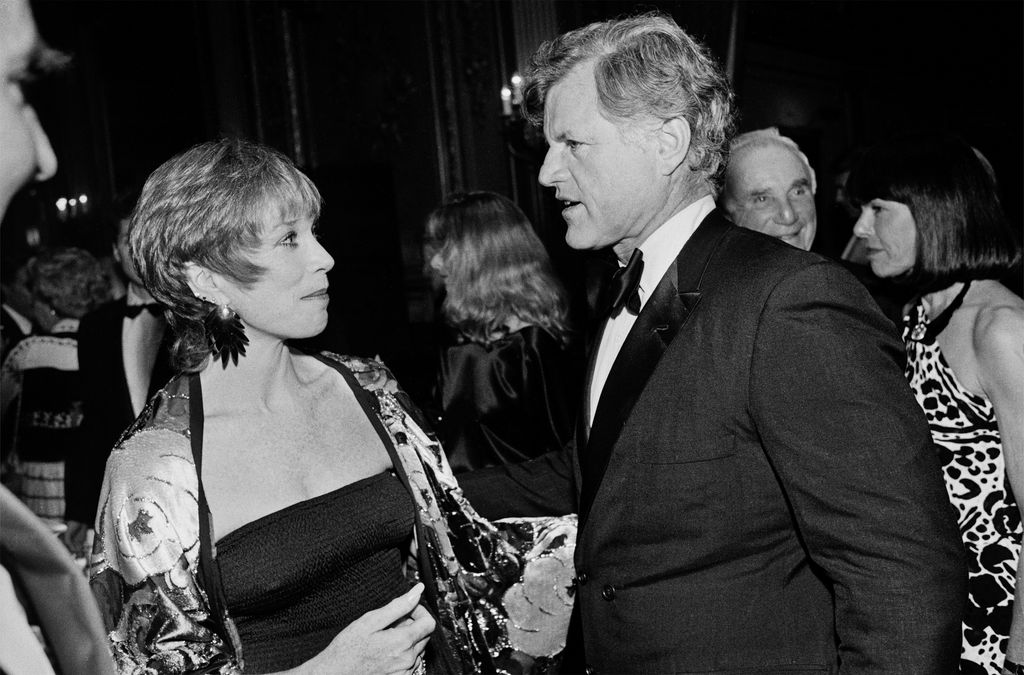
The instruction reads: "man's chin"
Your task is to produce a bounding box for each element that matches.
[563,223,592,251]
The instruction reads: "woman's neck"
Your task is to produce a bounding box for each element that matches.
[921,281,968,322]
[199,337,300,414]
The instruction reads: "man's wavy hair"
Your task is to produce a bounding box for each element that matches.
[847,132,1020,291]
[523,12,736,193]
[426,192,571,346]
[129,138,322,372]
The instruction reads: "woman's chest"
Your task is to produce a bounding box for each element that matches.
[201,404,394,540]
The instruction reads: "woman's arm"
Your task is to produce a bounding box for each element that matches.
[974,304,1024,669]
[276,585,435,675]
[89,429,241,674]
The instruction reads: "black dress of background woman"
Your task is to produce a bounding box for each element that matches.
[425,192,582,472]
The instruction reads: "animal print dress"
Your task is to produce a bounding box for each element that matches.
[904,282,1021,675]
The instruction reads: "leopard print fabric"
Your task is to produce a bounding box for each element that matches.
[905,301,1021,675]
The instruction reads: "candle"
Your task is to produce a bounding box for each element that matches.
[511,73,523,105]
[501,86,513,116]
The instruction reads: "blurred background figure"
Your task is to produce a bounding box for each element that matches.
[0,0,56,219]
[63,193,175,556]
[721,127,817,251]
[1,246,110,524]
[425,191,582,472]
[1,263,35,362]
[1,3,114,673]
[849,132,1024,675]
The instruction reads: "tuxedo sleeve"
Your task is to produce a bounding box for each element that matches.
[748,261,966,673]
[457,446,577,520]
[65,314,107,525]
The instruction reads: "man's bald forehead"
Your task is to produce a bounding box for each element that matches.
[730,141,803,173]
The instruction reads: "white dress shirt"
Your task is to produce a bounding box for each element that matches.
[122,284,165,416]
[588,195,716,426]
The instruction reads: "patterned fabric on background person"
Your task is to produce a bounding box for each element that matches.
[0,318,83,524]
[89,353,575,675]
[905,298,1022,675]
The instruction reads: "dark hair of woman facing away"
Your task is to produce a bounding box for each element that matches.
[128,137,321,372]
[846,132,1020,291]
[425,191,571,346]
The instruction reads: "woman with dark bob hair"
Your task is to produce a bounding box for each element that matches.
[850,132,1023,675]
[424,191,581,472]
[89,140,576,675]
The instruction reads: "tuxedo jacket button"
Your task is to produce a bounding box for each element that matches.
[601,584,616,600]
[585,667,596,675]
[576,571,589,585]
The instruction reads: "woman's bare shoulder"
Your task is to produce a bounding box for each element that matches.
[971,283,1024,374]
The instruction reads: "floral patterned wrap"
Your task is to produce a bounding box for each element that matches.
[367,370,576,675]
[88,376,240,675]
[89,354,575,675]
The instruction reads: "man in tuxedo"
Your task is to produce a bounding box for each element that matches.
[459,13,966,674]
[722,127,818,251]
[64,210,173,549]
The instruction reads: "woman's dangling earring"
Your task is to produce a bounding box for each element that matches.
[203,303,249,367]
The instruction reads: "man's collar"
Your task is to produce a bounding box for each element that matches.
[632,195,716,300]
[125,283,155,307]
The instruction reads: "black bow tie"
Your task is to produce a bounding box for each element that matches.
[605,249,644,317]
[124,303,163,319]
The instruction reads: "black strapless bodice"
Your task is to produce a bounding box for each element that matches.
[216,470,415,673]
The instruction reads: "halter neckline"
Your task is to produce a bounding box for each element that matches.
[908,281,972,342]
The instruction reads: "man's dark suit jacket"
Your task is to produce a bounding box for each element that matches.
[65,298,172,526]
[460,210,966,674]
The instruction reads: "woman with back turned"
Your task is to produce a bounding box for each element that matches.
[424,191,581,473]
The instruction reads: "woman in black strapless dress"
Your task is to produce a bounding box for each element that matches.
[89,140,577,675]
[87,139,440,675]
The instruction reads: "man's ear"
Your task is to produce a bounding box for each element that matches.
[656,117,692,176]
[184,262,226,304]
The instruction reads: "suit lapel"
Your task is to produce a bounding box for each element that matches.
[578,210,732,524]
[99,300,135,419]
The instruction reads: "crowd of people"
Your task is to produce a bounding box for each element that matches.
[1,2,1022,675]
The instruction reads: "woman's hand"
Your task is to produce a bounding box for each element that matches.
[302,583,435,675]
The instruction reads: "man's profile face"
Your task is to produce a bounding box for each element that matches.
[0,0,57,217]
[723,144,816,251]
[537,59,666,261]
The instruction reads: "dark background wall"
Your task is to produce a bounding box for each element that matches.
[3,0,1021,398]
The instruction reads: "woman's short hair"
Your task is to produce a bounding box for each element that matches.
[524,12,735,193]
[25,247,110,319]
[129,138,322,372]
[847,132,1020,290]
[425,191,571,346]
